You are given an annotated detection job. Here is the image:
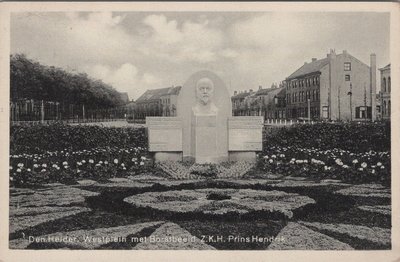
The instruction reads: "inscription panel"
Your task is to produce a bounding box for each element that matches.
[147,117,182,152]
[228,117,263,151]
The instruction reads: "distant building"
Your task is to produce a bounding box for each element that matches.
[231,84,286,119]
[134,86,181,119]
[231,89,255,116]
[119,92,130,103]
[285,49,377,121]
[378,64,391,120]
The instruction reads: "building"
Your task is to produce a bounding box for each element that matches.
[119,92,130,103]
[285,49,377,121]
[134,86,181,119]
[231,84,286,119]
[378,63,391,120]
[231,90,254,116]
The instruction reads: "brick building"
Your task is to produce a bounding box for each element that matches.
[285,50,377,121]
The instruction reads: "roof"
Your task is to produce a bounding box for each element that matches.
[119,92,130,103]
[255,87,285,96]
[232,91,252,99]
[136,86,181,103]
[287,57,329,80]
[379,63,390,71]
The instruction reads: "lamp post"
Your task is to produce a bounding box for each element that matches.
[347,83,353,121]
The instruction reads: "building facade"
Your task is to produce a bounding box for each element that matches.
[285,50,377,121]
[231,85,286,120]
[134,86,181,119]
[379,64,391,120]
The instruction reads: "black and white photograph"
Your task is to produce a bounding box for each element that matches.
[0,2,399,261]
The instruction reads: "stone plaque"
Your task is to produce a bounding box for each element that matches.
[228,116,264,151]
[147,117,182,152]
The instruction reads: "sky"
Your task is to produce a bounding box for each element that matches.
[11,12,390,100]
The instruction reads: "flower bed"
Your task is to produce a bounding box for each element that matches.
[9,124,152,186]
[124,188,315,218]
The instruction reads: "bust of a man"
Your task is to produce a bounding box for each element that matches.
[192,77,218,115]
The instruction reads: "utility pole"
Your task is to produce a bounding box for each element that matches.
[348,83,353,121]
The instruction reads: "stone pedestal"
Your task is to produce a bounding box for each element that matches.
[192,115,217,164]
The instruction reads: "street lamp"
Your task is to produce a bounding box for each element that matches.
[347,83,353,121]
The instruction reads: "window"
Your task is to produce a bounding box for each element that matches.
[316,90,320,101]
[345,75,350,81]
[388,77,391,93]
[344,62,351,71]
[322,106,329,119]
[316,76,319,85]
[355,106,372,119]
[383,77,386,92]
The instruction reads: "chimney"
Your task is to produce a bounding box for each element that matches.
[312,58,317,62]
[259,85,262,90]
[370,53,377,121]
[234,91,237,95]
[249,89,253,93]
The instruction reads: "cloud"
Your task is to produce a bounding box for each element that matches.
[86,63,160,100]
[141,14,224,63]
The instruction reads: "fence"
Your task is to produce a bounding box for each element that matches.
[10,99,132,124]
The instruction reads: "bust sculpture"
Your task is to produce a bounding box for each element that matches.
[192,77,218,116]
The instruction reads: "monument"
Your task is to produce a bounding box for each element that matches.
[147,70,263,164]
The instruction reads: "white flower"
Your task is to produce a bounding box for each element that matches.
[33,164,39,168]
[141,156,146,160]
[10,177,14,181]
[95,164,100,167]
[62,161,68,166]
[89,159,94,164]
[268,159,274,163]
[271,155,277,159]
[263,155,269,159]
[77,162,82,166]
[56,167,60,170]
[361,162,367,168]
[342,165,349,169]
[291,158,296,162]
[27,168,31,172]
[140,161,145,166]
[335,159,343,166]
[114,159,119,164]
[352,159,358,164]
[303,160,308,164]
[17,163,24,168]
[9,166,13,170]
[280,154,285,158]
[41,169,46,172]
[131,157,138,162]
[17,168,21,173]
[77,169,81,173]
[371,169,375,174]
[377,162,382,167]
[42,163,47,168]
[104,161,109,165]
[123,167,126,170]
[381,166,385,169]
[64,166,69,169]
[99,161,103,164]
[82,160,86,164]
[121,163,125,167]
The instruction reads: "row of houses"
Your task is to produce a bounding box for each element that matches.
[129,49,391,121]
